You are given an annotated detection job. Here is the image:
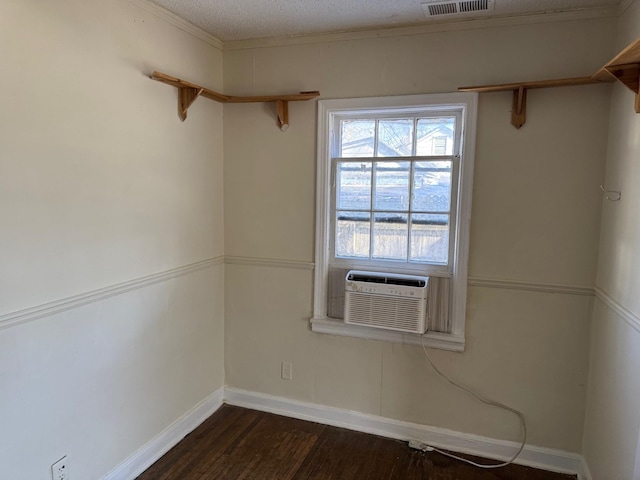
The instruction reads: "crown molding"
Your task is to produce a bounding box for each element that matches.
[222,7,618,51]
[125,0,621,54]
[126,0,224,50]
[618,0,637,15]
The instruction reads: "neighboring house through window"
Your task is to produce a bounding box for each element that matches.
[312,93,478,351]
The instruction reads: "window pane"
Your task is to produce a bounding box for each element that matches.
[341,120,375,157]
[374,161,409,211]
[337,162,371,210]
[378,119,413,157]
[410,214,449,264]
[412,161,452,212]
[416,117,456,156]
[336,212,370,258]
[373,213,408,260]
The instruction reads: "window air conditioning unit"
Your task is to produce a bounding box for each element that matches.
[344,270,429,334]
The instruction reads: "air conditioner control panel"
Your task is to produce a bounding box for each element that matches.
[345,282,419,297]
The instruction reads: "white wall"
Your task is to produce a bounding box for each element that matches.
[0,1,224,479]
[223,18,614,452]
[582,1,640,478]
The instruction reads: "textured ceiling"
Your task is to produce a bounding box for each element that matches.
[148,0,621,42]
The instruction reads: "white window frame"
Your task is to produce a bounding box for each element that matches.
[311,93,478,352]
[330,112,461,276]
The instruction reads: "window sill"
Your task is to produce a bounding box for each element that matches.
[310,317,465,352]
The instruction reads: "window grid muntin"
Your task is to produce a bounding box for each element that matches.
[330,109,463,276]
[335,112,460,155]
[332,155,457,269]
[408,160,416,262]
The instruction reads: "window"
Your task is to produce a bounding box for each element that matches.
[333,115,458,273]
[312,93,478,351]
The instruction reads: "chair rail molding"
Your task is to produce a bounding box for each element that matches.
[594,286,640,334]
[0,257,224,331]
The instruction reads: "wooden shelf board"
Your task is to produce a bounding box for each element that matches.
[226,92,320,103]
[458,76,611,93]
[152,71,229,102]
[595,38,640,93]
[151,71,320,104]
[457,37,640,128]
[151,70,319,128]
[604,37,640,68]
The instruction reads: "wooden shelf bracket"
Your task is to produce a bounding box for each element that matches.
[151,71,320,130]
[512,86,527,129]
[459,36,640,128]
[179,87,203,121]
[602,63,640,114]
[276,99,289,131]
[459,76,611,129]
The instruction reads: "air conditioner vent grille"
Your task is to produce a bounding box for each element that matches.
[346,292,425,332]
[344,270,429,334]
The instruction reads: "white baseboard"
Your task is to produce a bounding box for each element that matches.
[102,387,224,480]
[224,387,589,479]
[102,386,591,480]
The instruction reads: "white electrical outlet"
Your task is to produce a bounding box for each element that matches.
[51,456,68,480]
[281,361,292,380]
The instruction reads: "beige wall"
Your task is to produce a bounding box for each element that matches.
[2,1,635,476]
[582,1,640,478]
[0,1,225,479]
[223,18,614,452]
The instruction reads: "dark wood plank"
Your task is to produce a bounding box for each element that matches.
[138,406,264,479]
[136,405,576,480]
[205,414,324,479]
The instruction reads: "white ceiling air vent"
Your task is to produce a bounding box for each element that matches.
[421,0,495,17]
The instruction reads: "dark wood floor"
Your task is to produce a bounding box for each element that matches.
[137,405,577,480]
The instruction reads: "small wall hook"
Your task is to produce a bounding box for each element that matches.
[600,184,621,201]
